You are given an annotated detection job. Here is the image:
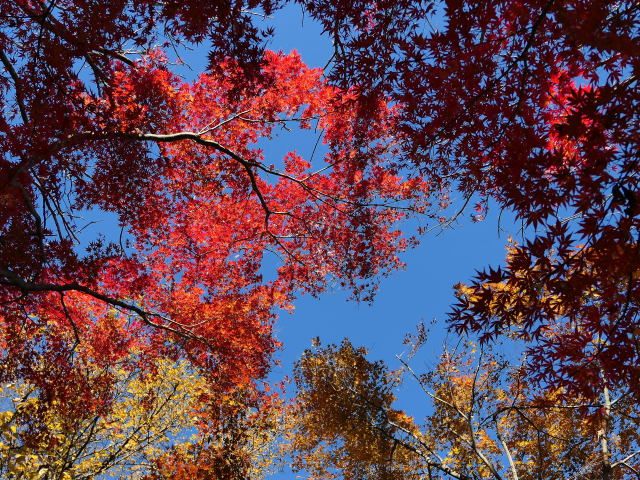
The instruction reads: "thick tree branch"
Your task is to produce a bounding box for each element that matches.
[0,267,206,344]
[0,48,29,124]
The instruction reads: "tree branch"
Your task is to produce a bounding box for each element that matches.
[0,267,207,345]
[0,48,29,124]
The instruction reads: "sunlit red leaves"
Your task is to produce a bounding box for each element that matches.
[1,0,426,431]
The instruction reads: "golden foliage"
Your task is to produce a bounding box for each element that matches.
[288,339,640,480]
[288,340,423,480]
[0,357,282,480]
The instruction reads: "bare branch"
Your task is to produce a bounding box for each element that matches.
[0,48,29,124]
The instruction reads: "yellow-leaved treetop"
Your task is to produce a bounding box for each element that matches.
[287,338,640,480]
[0,356,283,480]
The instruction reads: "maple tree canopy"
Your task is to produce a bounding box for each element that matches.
[0,0,428,416]
[303,0,639,398]
[0,1,639,472]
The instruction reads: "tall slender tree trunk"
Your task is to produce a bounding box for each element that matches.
[599,375,612,480]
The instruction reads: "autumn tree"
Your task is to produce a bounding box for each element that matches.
[0,354,284,479]
[0,0,429,447]
[290,0,640,397]
[3,0,639,473]
[289,338,640,480]
[288,339,422,480]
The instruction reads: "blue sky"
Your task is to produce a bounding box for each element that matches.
[255,2,512,396]
[250,5,519,477]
